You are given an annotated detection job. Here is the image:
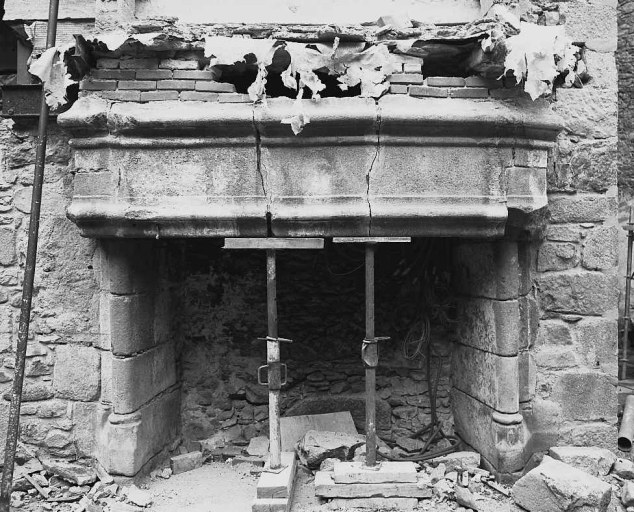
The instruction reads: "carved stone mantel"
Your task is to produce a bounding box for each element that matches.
[59,95,562,239]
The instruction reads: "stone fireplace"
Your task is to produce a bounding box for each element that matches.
[55,49,572,478]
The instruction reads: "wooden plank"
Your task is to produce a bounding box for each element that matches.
[280,412,357,452]
[256,452,297,499]
[314,472,432,499]
[5,0,95,21]
[333,461,418,484]
[332,237,411,244]
[223,238,324,250]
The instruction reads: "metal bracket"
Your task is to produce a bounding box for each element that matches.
[362,336,390,368]
[258,363,288,387]
[257,336,293,344]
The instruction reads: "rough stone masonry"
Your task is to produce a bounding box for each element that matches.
[0,0,623,481]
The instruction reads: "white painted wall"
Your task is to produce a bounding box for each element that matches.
[135,0,481,24]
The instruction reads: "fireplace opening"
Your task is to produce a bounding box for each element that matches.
[165,238,457,455]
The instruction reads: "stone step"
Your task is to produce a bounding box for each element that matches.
[315,471,432,498]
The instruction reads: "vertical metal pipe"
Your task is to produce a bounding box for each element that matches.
[266,249,282,470]
[364,244,377,467]
[623,209,634,380]
[0,2,59,510]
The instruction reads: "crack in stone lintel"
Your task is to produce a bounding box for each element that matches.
[367,101,382,237]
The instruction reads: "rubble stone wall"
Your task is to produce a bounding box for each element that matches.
[170,241,455,450]
[0,121,100,461]
[529,0,620,455]
[619,0,634,195]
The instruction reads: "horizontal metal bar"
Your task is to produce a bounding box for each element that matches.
[332,237,411,244]
[223,238,324,250]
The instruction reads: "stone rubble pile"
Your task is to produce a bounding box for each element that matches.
[5,434,271,512]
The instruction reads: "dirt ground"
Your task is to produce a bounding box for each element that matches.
[140,462,324,512]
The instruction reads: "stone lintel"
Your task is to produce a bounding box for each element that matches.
[59,96,561,239]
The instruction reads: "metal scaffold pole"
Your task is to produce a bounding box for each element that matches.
[0,0,59,509]
[622,208,634,381]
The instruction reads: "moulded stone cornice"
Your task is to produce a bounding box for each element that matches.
[59,95,562,239]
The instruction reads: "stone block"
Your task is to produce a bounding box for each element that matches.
[333,461,417,484]
[558,422,617,452]
[515,148,548,168]
[519,351,536,402]
[551,371,617,422]
[0,227,16,265]
[256,452,296,499]
[548,446,616,476]
[111,343,176,414]
[537,242,578,272]
[576,317,617,375]
[100,239,157,295]
[72,401,97,456]
[327,498,418,510]
[314,471,431,498]
[545,225,582,242]
[582,226,618,270]
[456,298,520,356]
[428,451,480,473]
[548,195,616,224]
[106,294,155,356]
[452,343,519,413]
[511,456,612,512]
[537,271,618,316]
[451,389,527,474]
[465,76,503,88]
[218,93,251,103]
[297,430,365,470]
[453,241,519,300]
[536,320,573,346]
[98,389,180,476]
[170,451,203,475]
[533,346,579,369]
[53,345,100,401]
[612,458,634,479]
[519,295,539,350]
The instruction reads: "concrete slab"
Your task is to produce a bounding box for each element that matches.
[256,452,297,499]
[332,461,418,484]
[315,471,432,498]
